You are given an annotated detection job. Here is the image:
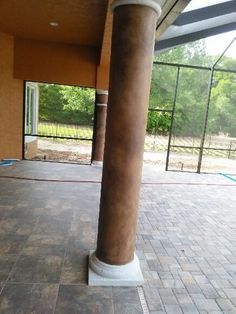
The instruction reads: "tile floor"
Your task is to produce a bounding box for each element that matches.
[0,161,236,313]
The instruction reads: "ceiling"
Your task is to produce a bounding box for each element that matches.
[0,0,108,47]
[2,0,232,63]
[0,0,191,67]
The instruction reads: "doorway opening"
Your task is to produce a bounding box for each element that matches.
[24,82,95,164]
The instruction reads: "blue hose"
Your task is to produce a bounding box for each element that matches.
[220,173,236,182]
[0,160,14,166]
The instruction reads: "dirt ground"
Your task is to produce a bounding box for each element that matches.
[30,138,236,174]
[32,139,92,164]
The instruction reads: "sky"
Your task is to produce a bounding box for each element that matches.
[205,31,236,58]
[183,0,236,58]
[183,0,229,12]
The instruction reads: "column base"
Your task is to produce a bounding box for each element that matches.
[88,251,144,286]
[91,160,103,167]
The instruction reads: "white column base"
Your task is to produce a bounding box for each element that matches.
[91,161,103,167]
[88,251,144,286]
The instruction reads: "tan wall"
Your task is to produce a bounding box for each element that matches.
[14,38,99,87]
[0,32,23,159]
[96,66,109,90]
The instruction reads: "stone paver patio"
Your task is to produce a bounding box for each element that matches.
[0,161,236,313]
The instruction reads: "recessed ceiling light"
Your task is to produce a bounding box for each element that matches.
[49,22,59,27]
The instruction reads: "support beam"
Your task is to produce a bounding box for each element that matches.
[173,1,236,26]
[91,90,108,166]
[155,22,236,51]
[89,0,162,286]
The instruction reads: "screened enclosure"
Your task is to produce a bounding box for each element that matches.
[145,38,236,174]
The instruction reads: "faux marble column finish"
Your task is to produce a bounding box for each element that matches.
[91,90,108,165]
[89,0,162,285]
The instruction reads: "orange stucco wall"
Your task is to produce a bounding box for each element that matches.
[14,38,99,87]
[96,66,109,90]
[0,32,23,159]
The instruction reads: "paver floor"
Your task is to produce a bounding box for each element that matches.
[0,161,236,313]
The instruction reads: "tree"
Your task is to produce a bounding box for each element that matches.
[39,84,65,122]
[209,70,236,136]
[148,40,236,138]
[147,111,171,135]
[61,86,94,115]
[39,84,95,125]
[148,40,211,136]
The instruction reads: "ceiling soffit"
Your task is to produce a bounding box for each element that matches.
[0,0,108,47]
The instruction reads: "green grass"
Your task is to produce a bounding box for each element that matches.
[38,122,93,139]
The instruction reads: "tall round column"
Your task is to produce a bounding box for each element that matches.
[91,90,108,165]
[89,0,162,285]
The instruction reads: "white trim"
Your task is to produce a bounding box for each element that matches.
[97,89,109,95]
[91,161,103,167]
[34,84,39,134]
[111,0,162,17]
[89,251,141,278]
[25,82,39,135]
[88,251,144,286]
[96,103,107,107]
